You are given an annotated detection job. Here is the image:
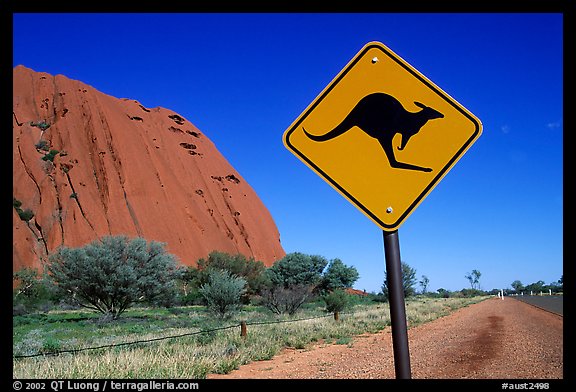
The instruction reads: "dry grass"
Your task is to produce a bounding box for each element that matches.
[13,296,487,378]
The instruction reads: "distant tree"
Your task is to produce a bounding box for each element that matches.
[47,235,182,320]
[199,269,246,319]
[547,280,562,294]
[178,266,203,305]
[317,258,359,293]
[323,289,350,320]
[196,251,266,296]
[465,269,482,290]
[261,252,328,314]
[419,275,430,294]
[265,252,328,288]
[525,280,545,294]
[437,288,451,298]
[511,280,524,294]
[381,261,417,300]
[261,284,314,315]
[13,267,40,299]
[459,288,485,298]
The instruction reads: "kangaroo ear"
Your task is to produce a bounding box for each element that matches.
[413,101,427,109]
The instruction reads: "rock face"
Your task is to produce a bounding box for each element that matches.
[13,65,285,273]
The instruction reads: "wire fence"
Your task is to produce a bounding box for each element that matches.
[13,311,345,360]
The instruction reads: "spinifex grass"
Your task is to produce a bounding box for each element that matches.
[13,296,487,378]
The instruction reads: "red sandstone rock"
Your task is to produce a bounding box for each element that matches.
[12,65,285,273]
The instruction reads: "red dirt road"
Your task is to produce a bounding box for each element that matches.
[208,298,563,379]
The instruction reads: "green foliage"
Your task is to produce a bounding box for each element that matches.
[196,251,266,296]
[13,268,61,314]
[199,269,246,319]
[13,297,485,378]
[465,269,482,290]
[260,252,328,315]
[419,275,430,294]
[13,197,34,222]
[35,140,50,151]
[525,280,546,293]
[47,235,181,320]
[261,284,314,315]
[318,258,359,293]
[381,261,417,301]
[511,280,524,293]
[18,209,35,222]
[41,149,59,162]
[13,268,40,299]
[30,121,50,131]
[457,288,486,298]
[177,267,203,305]
[323,289,350,313]
[13,197,22,209]
[265,252,328,288]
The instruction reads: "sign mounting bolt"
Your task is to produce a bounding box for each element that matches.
[371,57,379,64]
[386,207,393,214]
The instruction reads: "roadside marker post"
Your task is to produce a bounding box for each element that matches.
[282,41,482,379]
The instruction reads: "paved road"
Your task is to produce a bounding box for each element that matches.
[512,295,563,316]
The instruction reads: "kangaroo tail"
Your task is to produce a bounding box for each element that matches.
[303,119,353,142]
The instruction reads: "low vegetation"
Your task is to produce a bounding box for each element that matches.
[13,296,486,378]
[13,234,499,379]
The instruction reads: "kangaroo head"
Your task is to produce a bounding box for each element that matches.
[397,102,444,151]
[414,101,444,120]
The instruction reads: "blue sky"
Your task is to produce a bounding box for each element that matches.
[12,13,563,293]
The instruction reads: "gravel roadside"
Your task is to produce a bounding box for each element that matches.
[208,297,563,379]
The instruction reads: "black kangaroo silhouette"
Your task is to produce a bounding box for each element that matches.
[303,92,444,172]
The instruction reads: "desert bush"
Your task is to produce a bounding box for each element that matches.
[41,149,59,162]
[199,269,246,319]
[323,289,350,314]
[261,284,314,315]
[47,235,181,320]
[13,198,34,222]
[196,251,266,297]
[35,140,50,151]
[265,252,328,288]
[317,258,359,294]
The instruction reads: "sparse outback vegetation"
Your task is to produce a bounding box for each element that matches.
[13,296,487,378]
[14,241,490,379]
[47,235,181,320]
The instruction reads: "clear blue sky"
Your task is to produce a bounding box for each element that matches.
[12,13,563,293]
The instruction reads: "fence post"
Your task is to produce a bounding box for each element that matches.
[240,321,247,339]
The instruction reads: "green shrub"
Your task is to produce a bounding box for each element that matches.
[318,259,359,294]
[47,235,182,320]
[13,198,34,222]
[41,149,59,162]
[199,270,246,319]
[261,284,314,315]
[30,121,50,131]
[323,289,350,313]
[35,140,50,151]
[18,208,34,222]
[196,251,266,297]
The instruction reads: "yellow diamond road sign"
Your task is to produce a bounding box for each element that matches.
[283,41,482,231]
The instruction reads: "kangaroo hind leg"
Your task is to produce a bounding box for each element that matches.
[378,138,432,172]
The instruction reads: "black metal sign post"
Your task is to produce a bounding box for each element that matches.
[383,230,412,379]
